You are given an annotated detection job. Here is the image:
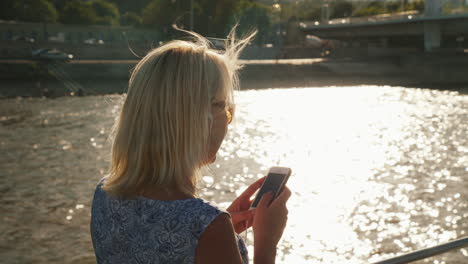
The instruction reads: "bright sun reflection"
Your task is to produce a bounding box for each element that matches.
[202,86,467,263]
[1,85,466,263]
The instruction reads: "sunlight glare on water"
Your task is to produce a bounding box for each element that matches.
[204,86,468,264]
[0,85,466,263]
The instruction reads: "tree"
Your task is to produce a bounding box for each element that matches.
[407,0,425,12]
[142,0,242,38]
[285,0,321,21]
[92,0,120,25]
[59,0,121,26]
[330,0,353,19]
[50,0,69,12]
[197,0,240,37]
[60,1,98,25]
[121,12,142,27]
[0,0,58,23]
[352,1,385,17]
[108,0,152,15]
[236,1,272,44]
[0,0,17,21]
[386,1,401,13]
[141,0,181,35]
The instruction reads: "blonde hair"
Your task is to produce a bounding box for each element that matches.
[103,27,255,199]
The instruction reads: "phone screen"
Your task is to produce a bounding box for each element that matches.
[250,173,287,208]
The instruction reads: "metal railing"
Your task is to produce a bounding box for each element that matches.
[372,236,468,264]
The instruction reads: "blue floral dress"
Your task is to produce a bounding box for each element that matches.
[91,177,249,264]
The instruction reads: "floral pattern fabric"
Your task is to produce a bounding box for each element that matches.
[91,177,249,264]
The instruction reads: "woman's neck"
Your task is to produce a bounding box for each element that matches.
[140,186,195,201]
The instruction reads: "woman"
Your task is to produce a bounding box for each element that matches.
[90,28,291,264]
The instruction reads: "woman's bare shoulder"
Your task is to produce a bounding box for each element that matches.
[195,213,244,264]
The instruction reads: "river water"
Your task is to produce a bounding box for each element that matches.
[1,86,467,264]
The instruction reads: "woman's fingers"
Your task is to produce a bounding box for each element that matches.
[230,210,255,222]
[271,186,292,207]
[230,210,255,233]
[257,191,274,209]
[228,177,269,213]
[240,176,267,199]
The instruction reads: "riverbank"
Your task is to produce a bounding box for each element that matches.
[1,55,468,98]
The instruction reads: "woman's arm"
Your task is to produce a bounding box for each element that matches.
[195,212,279,264]
[195,213,244,264]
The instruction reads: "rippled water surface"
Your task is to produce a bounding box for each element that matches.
[1,86,467,263]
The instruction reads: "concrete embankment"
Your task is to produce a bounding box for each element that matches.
[1,54,468,97]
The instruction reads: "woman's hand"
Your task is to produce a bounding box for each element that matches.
[226,177,266,234]
[252,186,291,261]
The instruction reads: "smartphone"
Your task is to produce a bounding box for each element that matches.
[250,167,292,209]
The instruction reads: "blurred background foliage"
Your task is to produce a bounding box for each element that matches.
[0,0,429,42]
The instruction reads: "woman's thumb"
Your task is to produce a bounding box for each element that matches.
[257,191,274,209]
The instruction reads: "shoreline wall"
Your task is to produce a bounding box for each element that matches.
[1,55,468,97]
